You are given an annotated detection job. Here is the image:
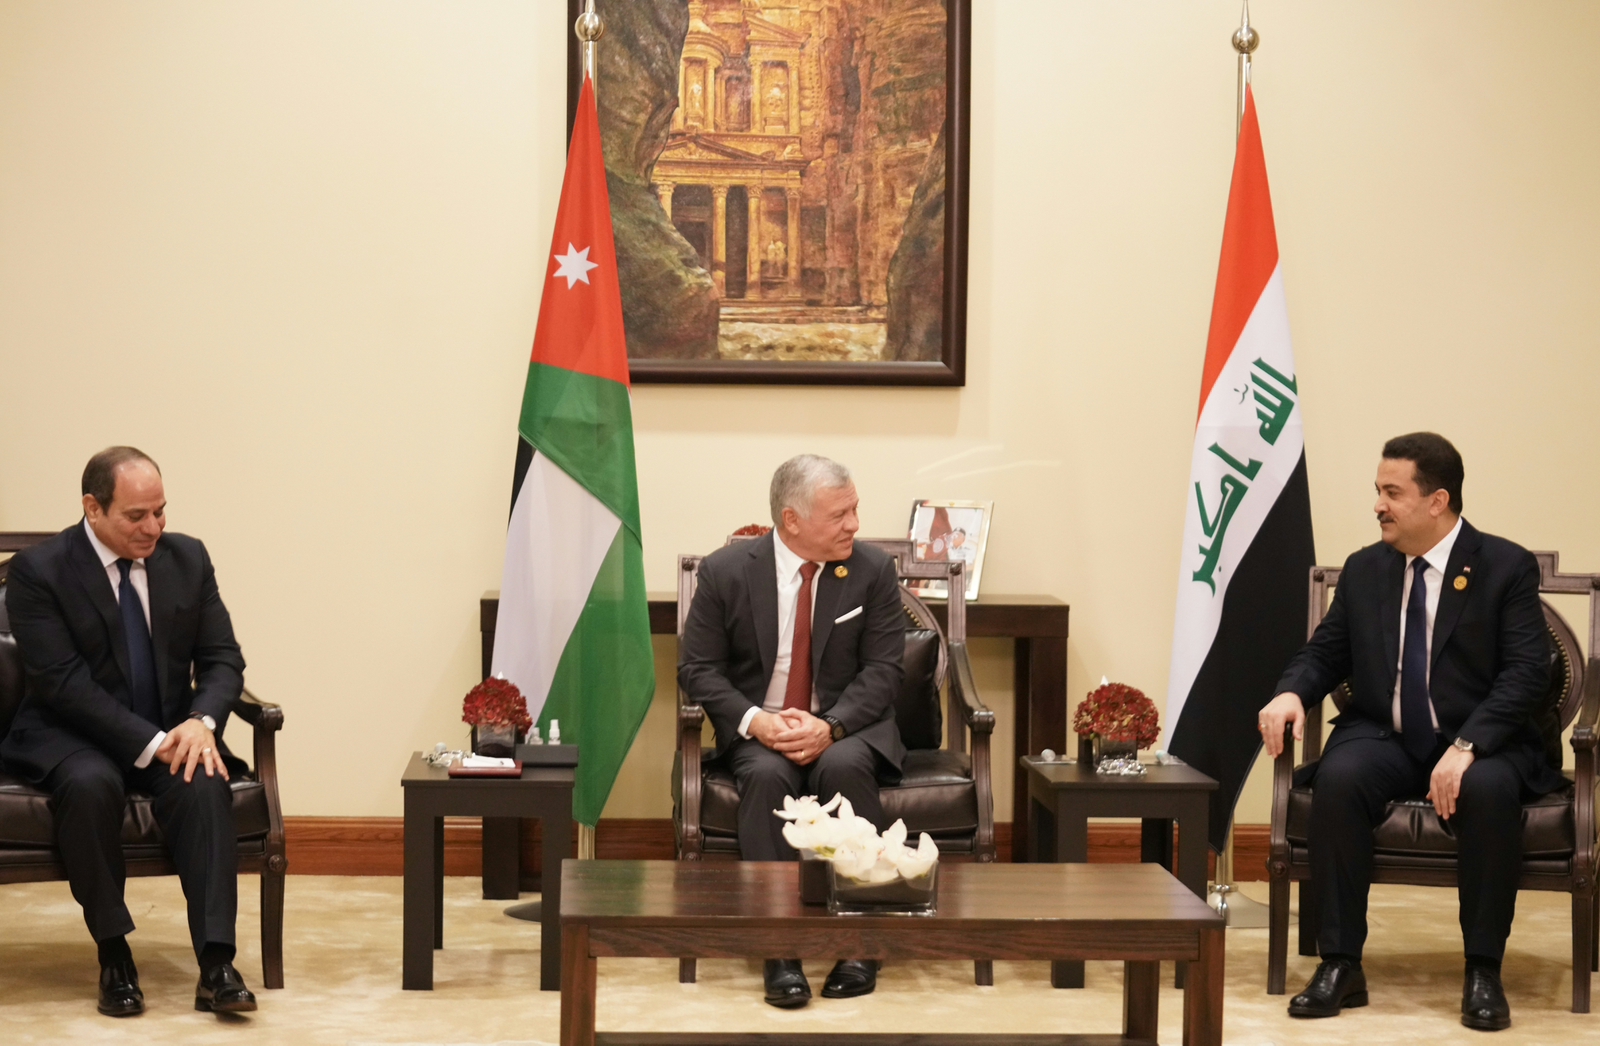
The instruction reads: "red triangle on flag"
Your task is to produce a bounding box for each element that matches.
[529,77,631,388]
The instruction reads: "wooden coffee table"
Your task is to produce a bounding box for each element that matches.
[560,860,1224,1046]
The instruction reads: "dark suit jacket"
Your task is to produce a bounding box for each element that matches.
[1,523,246,782]
[1275,518,1563,795]
[678,534,906,771]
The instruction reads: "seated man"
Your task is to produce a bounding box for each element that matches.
[1,447,257,1016]
[679,454,905,1008]
[1259,433,1562,1032]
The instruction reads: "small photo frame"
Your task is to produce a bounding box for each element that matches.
[906,499,992,602]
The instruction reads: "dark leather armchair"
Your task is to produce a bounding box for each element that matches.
[1267,552,1600,1013]
[672,537,996,983]
[0,552,288,989]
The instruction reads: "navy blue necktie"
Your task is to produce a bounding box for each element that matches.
[1400,557,1436,761]
[117,559,163,728]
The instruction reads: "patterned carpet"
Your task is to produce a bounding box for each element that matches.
[0,874,1591,1044]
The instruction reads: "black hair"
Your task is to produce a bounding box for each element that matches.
[1382,432,1463,514]
[82,446,160,511]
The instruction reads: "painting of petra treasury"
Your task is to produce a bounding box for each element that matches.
[574,0,970,384]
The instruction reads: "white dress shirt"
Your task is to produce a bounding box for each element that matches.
[737,531,823,738]
[1390,516,1463,732]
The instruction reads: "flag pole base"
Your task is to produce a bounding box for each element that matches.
[1207,883,1279,928]
[503,901,541,922]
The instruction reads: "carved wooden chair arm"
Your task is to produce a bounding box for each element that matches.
[1572,656,1600,752]
[234,687,284,731]
[947,643,993,735]
[1268,725,1295,869]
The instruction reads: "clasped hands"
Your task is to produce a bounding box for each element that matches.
[1257,691,1475,820]
[750,708,833,766]
[155,717,229,783]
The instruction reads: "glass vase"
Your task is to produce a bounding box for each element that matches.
[1094,738,1145,776]
[473,722,517,759]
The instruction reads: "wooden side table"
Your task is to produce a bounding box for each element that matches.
[400,752,575,990]
[1022,756,1218,989]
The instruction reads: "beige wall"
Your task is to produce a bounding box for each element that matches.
[2,2,1597,826]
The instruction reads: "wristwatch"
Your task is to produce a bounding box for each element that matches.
[189,712,217,732]
[822,715,847,742]
[1452,737,1475,754]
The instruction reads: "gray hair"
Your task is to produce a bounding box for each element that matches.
[769,454,852,525]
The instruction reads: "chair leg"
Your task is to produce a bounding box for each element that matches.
[1267,874,1289,995]
[679,958,697,984]
[1574,891,1593,1013]
[260,859,286,989]
[973,960,993,986]
[1297,879,1321,957]
[1592,888,1598,973]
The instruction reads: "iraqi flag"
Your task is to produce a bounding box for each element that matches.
[491,76,654,828]
[1163,86,1315,852]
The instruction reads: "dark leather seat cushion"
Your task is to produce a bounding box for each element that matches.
[1285,777,1576,858]
[894,629,942,751]
[0,769,271,848]
[697,747,978,840]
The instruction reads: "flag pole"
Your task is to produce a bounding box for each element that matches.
[1232,1,1259,140]
[1207,1,1274,930]
[572,0,604,865]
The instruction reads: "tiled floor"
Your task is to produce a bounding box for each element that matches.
[0,874,1591,1044]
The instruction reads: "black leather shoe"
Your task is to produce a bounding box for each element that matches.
[98,960,144,1017]
[762,959,811,1009]
[1287,958,1368,1018]
[195,962,257,1013]
[1462,967,1511,1031]
[821,959,878,999]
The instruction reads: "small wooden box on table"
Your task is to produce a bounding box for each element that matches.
[560,860,1225,1046]
[1023,757,1217,990]
[400,752,575,990]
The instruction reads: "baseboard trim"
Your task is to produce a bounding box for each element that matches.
[284,817,1270,881]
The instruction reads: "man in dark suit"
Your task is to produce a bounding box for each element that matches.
[1,446,257,1016]
[679,454,905,1008]
[1259,432,1561,1032]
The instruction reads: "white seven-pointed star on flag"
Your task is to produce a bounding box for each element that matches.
[552,243,599,289]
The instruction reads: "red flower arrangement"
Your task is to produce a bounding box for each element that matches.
[731,523,772,537]
[462,677,532,732]
[1072,682,1160,749]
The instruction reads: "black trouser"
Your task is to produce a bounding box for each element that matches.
[1309,733,1527,962]
[45,746,238,960]
[726,735,897,861]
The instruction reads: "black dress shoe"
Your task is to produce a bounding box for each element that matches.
[1287,958,1368,1018]
[98,959,144,1017]
[1462,966,1511,1031]
[821,959,878,999]
[763,959,811,1009]
[195,962,257,1013]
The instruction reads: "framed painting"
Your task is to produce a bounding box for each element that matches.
[906,498,992,602]
[566,0,970,385]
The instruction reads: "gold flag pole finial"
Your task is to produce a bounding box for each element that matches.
[1231,1,1260,139]
[575,0,604,87]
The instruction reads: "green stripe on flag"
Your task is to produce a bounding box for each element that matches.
[517,362,641,538]
[535,522,655,827]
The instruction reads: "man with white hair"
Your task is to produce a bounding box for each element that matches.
[679,454,905,1008]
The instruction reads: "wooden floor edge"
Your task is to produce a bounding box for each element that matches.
[282,815,1271,881]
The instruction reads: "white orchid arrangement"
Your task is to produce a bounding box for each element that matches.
[774,794,939,883]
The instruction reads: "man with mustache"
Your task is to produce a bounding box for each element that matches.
[1257,432,1562,1032]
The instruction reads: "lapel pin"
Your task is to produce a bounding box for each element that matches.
[1454,575,1468,591]
[834,565,848,578]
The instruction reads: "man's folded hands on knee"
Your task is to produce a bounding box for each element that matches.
[155,718,229,783]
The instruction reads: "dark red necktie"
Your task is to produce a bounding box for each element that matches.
[783,562,820,711]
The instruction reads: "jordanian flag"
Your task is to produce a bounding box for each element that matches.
[1163,86,1315,851]
[491,76,654,828]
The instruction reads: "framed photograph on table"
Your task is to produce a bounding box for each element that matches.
[566,0,971,386]
[907,499,992,602]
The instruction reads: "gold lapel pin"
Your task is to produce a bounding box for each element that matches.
[834,565,848,578]
[1454,575,1468,591]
